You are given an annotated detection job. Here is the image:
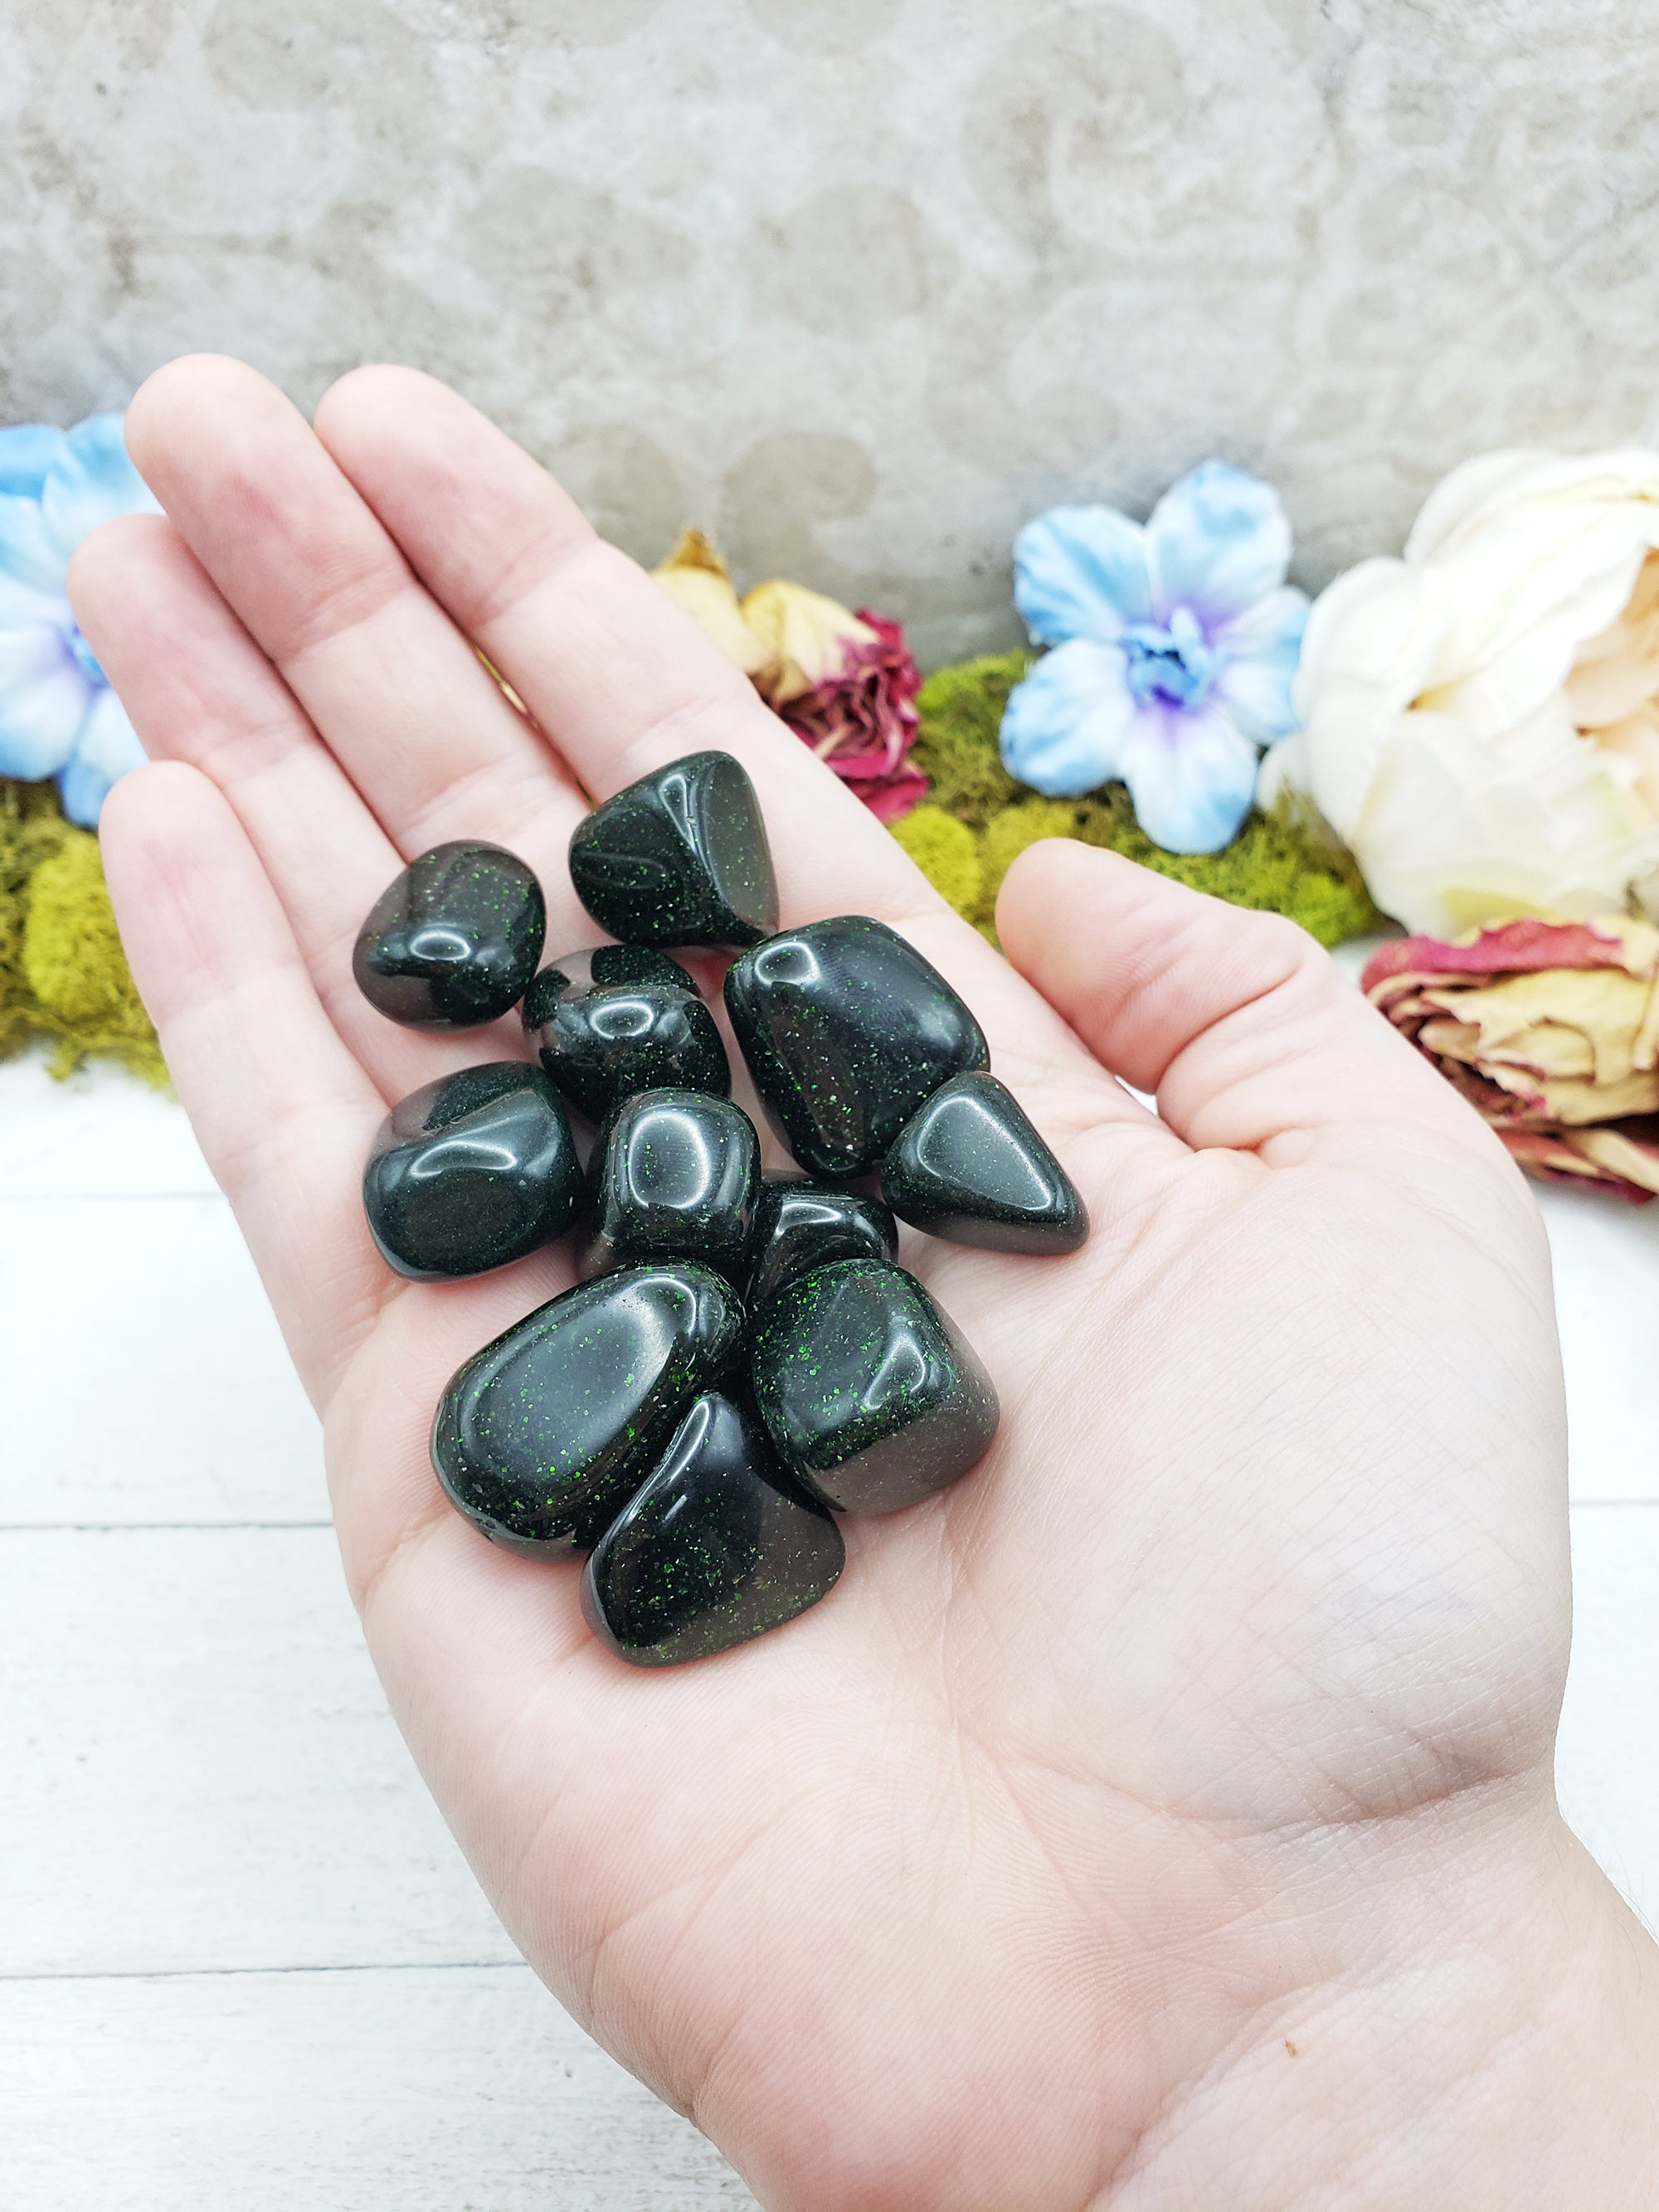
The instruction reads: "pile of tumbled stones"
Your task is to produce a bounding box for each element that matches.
[353,751,1087,1670]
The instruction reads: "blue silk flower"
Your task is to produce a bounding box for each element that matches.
[1000,460,1310,853]
[0,413,157,826]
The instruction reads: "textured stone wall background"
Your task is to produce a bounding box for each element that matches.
[2,0,1654,664]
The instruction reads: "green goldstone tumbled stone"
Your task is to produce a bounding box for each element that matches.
[522,945,730,1125]
[750,1256,999,1514]
[746,1176,898,1314]
[353,841,546,1030]
[363,1062,581,1281]
[579,1088,762,1281]
[430,1262,744,1558]
[724,916,990,1179]
[880,1071,1089,1255]
[568,751,779,949]
[581,1392,844,1667]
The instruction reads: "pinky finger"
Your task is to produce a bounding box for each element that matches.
[100,761,390,1407]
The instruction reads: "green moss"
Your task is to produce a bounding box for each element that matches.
[1071,785,1384,946]
[897,655,1384,950]
[889,805,984,921]
[1,778,165,1085]
[978,799,1077,917]
[912,653,1029,827]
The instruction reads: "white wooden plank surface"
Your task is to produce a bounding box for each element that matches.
[5,1968,754,2212]
[2,1200,324,1526]
[4,1042,1657,2208]
[1556,1505,1659,1931]
[2,1527,513,1976]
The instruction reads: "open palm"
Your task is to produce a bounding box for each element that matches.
[76,359,1583,2211]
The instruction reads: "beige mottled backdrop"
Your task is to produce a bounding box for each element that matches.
[2,0,1655,663]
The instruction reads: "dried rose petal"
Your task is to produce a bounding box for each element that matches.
[779,614,927,823]
[1365,916,1659,1201]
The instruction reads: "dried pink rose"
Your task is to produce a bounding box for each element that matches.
[777,613,927,824]
[653,535,927,821]
[1363,916,1659,1201]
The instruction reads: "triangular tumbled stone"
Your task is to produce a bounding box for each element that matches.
[568,751,779,949]
[880,1072,1088,1255]
[581,1393,844,1666]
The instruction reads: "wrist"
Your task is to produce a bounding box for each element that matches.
[1112,1795,1659,2210]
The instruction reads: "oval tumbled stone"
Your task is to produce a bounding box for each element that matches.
[724,916,990,1179]
[881,1072,1089,1255]
[579,1089,761,1281]
[431,1262,745,1558]
[568,751,778,949]
[751,1257,999,1514]
[522,945,729,1124]
[581,1392,844,1668]
[354,841,546,1030]
[363,1062,581,1281]
[747,1176,898,1314]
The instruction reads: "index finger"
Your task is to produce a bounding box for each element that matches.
[310,367,990,946]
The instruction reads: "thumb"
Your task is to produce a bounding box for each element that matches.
[996,839,1506,1164]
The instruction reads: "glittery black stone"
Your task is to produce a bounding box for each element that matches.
[522,946,729,1125]
[723,916,990,1179]
[580,1089,761,1281]
[747,1176,898,1314]
[880,1072,1089,1256]
[362,1062,582,1281]
[569,751,779,949]
[581,1392,844,1667]
[431,1262,744,1558]
[750,1257,999,1514]
[353,842,546,1030]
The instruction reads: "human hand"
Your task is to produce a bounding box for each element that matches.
[73,358,1659,2210]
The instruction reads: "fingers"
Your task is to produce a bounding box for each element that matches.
[68,513,494,1104]
[311,369,1141,1129]
[311,364,949,926]
[98,761,389,1404]
[119,357,591,902]
[996,839,1496,1159]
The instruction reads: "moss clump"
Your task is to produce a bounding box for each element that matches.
[889,805,985,918]
[1,779,165,1085]
[1071,784,1384,945]
[979,798,1078,916]
[911,653,1029,827]
[896,657,1384,950]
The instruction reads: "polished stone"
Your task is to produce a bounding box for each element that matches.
[521,945,729,1125]
[581,1392,844,1667]
[362,1062,581,1281]
[568,751,779,949]
[431,1262,744,1558]
[353,842,546,1030]
[747,1176,898,1313]
[724,915,989,1178]
[580,1088,761,1281]
[750,1257,998,1514]
[881,1072,1089,1255]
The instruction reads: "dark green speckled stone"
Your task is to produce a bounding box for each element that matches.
[881,1072,1089,1255]
[747,1176,898,1313]
[353,841,546,1030]
[581,1392,844,1667]
[569,751,778,949]
[363,1062,581,1281]
[750,1256,998,1514]
[579,1088,762,1281]
[724,916,989,1179]
[522,945,730,1125]
[430,1262,744,1558]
